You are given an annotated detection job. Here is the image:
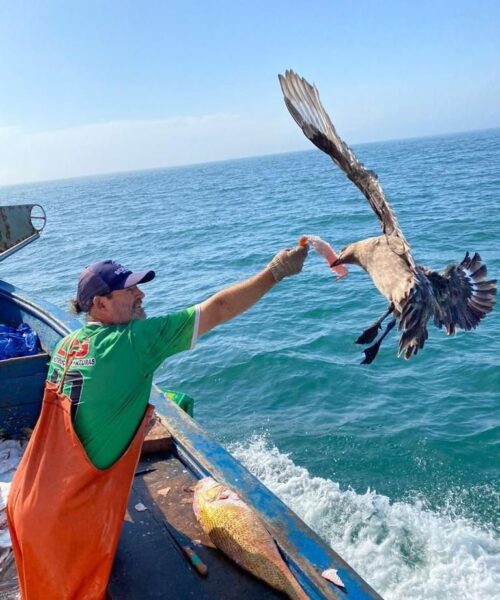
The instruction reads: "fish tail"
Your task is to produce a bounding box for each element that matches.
[287,578,309,600]
[272,561,309,600]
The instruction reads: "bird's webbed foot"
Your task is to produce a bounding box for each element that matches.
[361,339,383,364]
[359,318,397,365]
[355,323,381,345]
[355,303,395,345]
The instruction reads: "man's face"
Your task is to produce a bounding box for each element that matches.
[96,285,146,324]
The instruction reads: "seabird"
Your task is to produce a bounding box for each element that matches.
[279,69,497,363]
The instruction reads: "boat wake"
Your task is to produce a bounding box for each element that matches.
[229,435,500,600]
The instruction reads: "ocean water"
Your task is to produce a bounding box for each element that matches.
[1,129,499,599]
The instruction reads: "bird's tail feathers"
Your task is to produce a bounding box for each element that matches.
[426,252,496,334]
[459,252,496,329]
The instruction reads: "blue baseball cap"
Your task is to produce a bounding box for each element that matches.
[77,260,155,311]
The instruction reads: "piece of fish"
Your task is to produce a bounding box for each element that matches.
[193,477,308,600]
[299,235,348,279]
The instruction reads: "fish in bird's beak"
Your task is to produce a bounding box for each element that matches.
[331,244,358,267]
[331,247,348,267]
[299,234,348,278]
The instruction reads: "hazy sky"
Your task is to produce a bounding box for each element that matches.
[1,0,499,185]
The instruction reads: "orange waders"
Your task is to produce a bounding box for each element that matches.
[7,343,153,599]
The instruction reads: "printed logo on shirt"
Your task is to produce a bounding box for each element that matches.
[54,337,96,367]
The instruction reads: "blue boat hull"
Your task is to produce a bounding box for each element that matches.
[0,280,79,437]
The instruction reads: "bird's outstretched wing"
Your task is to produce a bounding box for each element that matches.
[423,252,496,334]
[279,69,416,271]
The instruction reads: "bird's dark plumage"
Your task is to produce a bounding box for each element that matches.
[279,69,496,362]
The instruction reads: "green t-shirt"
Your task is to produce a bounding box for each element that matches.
[47,306,199,469]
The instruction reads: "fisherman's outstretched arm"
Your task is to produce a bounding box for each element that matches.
[198,245,307,336]
[199,269,275,335]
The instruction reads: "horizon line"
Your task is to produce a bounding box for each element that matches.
[1,125,498,191]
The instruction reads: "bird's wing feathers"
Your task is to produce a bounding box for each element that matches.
[397,271,434,359]
[423,252,496,334]
[279,70,416,270]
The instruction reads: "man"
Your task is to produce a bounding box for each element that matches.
[7,243,307,600]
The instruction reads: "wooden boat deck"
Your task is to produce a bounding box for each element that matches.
[110,447,285,599]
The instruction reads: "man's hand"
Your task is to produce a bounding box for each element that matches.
[267,245,308,282]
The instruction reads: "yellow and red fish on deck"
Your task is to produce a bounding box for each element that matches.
[193,477,308,600]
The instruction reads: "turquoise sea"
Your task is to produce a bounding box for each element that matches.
[1,128,499,599]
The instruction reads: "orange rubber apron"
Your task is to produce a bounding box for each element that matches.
[7,333,154,599]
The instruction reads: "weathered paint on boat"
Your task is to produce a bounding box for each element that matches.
[0,204,46,262]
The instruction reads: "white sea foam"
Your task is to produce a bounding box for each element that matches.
[229,435,500,600]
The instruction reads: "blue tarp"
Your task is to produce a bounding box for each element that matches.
[0,323,40,360]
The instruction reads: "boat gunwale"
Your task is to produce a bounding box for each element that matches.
[153,389,382,600]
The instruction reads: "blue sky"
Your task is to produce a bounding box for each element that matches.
[1,0,499,185]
